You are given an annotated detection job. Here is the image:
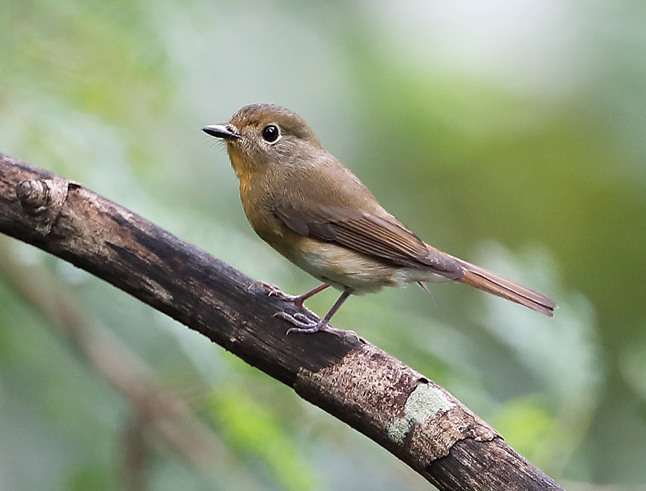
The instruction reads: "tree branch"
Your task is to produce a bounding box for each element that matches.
[0,153,562,490]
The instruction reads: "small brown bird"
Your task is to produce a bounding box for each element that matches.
[203,104,555,334]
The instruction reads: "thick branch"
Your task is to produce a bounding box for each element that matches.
[0,153,562,490]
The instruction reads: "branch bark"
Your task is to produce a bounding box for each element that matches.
[0,152,563,490]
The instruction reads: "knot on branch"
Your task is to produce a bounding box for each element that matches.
[15,178,77,234]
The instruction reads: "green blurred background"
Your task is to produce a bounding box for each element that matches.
[1,1,645,489]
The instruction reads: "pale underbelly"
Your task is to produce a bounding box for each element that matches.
[279,238,450,294]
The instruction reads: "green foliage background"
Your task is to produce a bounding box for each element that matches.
[1,1,645,489]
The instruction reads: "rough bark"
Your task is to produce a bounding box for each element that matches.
[0,153,562,490]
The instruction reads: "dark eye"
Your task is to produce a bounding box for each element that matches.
[261,124,280,143]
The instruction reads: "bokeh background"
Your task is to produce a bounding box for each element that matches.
[1,1,645,489]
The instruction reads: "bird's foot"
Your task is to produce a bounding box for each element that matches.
[273,311,355,338]
[249,281,285,297]
[250,282,308,308]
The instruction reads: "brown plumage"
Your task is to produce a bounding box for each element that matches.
[203,103,555,333]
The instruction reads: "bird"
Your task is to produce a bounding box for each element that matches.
[203,103,555,334]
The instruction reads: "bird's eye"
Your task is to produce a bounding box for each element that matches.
[261,124,280,143]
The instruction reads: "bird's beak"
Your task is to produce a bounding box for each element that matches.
[202,124,241,140]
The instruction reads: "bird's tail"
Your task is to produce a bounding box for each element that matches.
[455,259,556,317]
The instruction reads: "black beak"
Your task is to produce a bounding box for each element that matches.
[202,124,241,140]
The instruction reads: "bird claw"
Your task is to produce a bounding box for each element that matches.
[273,311,322,333]
[256,284,356,338]
[273,311,357,338]
[250,282,307,306]
[250,281,282,297]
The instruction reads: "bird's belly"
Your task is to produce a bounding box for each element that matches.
[289,241,396,293]
[274,237,446,294]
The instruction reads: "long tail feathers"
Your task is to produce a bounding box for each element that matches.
[455,259,556,317]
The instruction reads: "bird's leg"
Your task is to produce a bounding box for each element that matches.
[281,283,331,308]
[251,282,330,309]
[275,288,353,335]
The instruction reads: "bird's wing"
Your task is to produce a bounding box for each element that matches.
[274,200,463,278]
